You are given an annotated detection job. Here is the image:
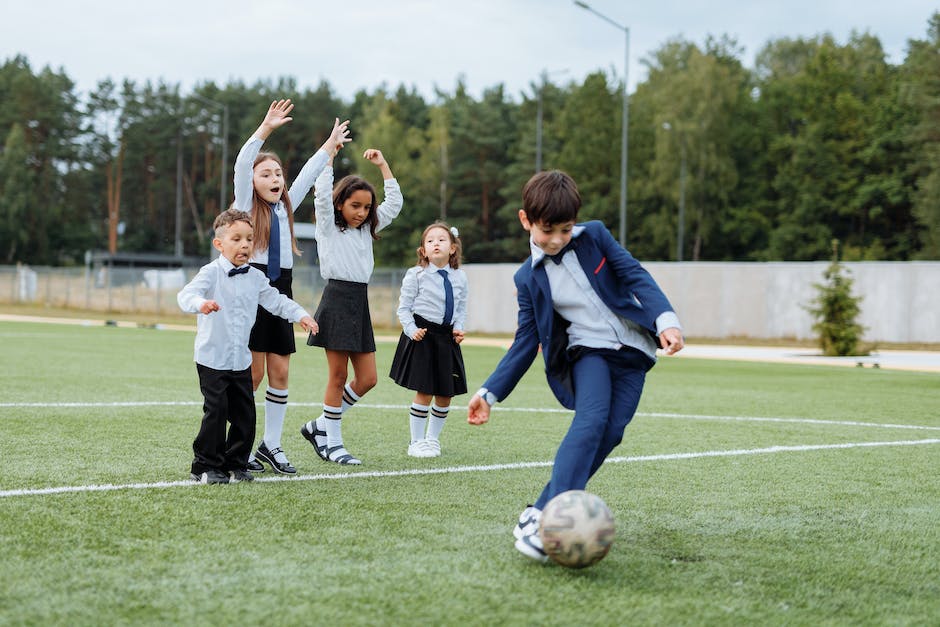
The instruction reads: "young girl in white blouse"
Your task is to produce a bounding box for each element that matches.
[233,99,350,474]
[389,222,468,458]
[301,148,403,465]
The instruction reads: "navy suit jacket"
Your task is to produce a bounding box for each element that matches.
[482,221,675,410]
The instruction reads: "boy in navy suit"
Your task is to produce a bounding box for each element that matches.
[467,170,684,561]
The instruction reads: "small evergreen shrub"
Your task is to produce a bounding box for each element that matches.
[807,240,867,356]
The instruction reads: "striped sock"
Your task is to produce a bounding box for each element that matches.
[322,404,343,448]
[427,404,449,440]
[263,387,288,453]
[409,403,430,443]
[341,384,361,414]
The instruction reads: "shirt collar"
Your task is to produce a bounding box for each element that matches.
[429,262,450,274]
[218,256,250,274]
[530,224,585,267]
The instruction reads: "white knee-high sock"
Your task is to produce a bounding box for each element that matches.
[427,403,449,440]
[409,403,430,443]
[263,387,288,450]
[322,404,343,448]
[341,383,361,414]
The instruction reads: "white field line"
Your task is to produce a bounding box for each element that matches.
[1,438,938,499]
[2,401,938,433]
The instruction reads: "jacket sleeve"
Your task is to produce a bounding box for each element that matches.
[594,222,674,323]
[482,273,540,402]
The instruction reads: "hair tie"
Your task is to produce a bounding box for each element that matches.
[450,226,459,238]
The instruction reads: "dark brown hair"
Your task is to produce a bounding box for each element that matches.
[213,208,252,237]
[332,175,380,240]
[252,151,301,255]
[521,170,581,225]
[416,221,461,269]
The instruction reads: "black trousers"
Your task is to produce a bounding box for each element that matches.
[192,364,256,474]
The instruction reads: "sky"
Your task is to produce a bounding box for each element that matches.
[2,0,937,102]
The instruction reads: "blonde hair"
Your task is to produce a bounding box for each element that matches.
[416,221,461,269]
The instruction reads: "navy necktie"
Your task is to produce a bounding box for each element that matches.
[267,205,281,281]
[228,265,250,277]
[437,269,454,324]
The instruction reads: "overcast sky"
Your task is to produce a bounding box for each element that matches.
[3,0,937,102]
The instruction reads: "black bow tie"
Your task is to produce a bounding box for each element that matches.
[228,266,250,277]
[546,240,576,265]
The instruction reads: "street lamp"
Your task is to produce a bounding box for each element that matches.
[189,93,230,214]
[574,0,629,247]
[662,122,687,262]
[535,68,568,173]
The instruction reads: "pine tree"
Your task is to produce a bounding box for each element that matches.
[808,239,867,355]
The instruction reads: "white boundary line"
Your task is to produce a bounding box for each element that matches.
[2,401,938,432]
[1,438,938,499]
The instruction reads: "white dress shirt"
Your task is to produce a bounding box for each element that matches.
[233,136,330,268]
[314,166,403,283]
[396,263,468,337]
[177,257,310,370]
[529,232,680,360]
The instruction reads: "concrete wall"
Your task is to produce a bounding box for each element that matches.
[462,261,940,343]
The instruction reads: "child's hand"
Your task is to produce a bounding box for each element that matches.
[411,328,427,341]
[199,300,220,315]
[323,118,351,157]
[299,316,318,334]
[452,329,465,344]
[659,327,684,355]
[467,395,491,425]
[362,148,386,167]
[261,99,294,133]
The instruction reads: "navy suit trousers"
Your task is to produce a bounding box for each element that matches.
[534,348,648,509]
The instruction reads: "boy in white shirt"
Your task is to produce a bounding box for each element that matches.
[178,209,317,484]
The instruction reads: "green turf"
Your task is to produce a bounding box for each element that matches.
[1,321,938,625]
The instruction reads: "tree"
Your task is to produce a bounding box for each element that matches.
[807,240,867,355]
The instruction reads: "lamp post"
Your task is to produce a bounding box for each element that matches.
[190,93,230,214]
[535,68,568,173]
[662,122,687,261]
[574,0,629,247]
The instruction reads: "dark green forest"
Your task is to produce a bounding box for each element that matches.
[2,14,939,267]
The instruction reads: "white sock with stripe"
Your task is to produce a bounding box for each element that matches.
[427,403,449,441]
[409,403,430,443]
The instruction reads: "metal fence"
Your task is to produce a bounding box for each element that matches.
[0,264,408,328]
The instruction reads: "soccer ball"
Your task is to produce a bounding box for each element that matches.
[539,490,615,569]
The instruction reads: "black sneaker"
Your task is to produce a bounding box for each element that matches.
[228,469,255,483]
[191,469,230,485]
[256,442,297,475]
[247,459,265,473]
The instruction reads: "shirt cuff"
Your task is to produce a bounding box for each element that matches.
[476,387,497,406]
[655,311,682,335]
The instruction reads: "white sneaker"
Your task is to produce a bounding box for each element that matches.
[513,505,541,540]
[408,440,433,458]
[514,531,548,563]
[423,438,442,457]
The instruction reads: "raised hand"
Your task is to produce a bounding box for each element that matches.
[260,99,294,134]
[323,118,352,157]
[362,148,386,167]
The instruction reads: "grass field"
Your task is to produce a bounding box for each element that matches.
[1,319,939,626]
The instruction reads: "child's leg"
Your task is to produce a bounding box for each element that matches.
[193,364,228,474]
[427,396,451,440]
[306,350,364,465]
[586,355,646,478]
[533,352,612,509]
[246,351,266,467]
[222,367,257,472]
[410,393,432,443]
[261,353,291,463]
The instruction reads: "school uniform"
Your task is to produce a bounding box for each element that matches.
[233,136,329,355]
[306,165,403,353]
[389,263,469,397]
[478,221,681,509]
[177,256,311,475]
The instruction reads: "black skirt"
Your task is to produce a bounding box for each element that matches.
[248,266,296,355]
[307,279,376,353]
[389,314,467,397]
